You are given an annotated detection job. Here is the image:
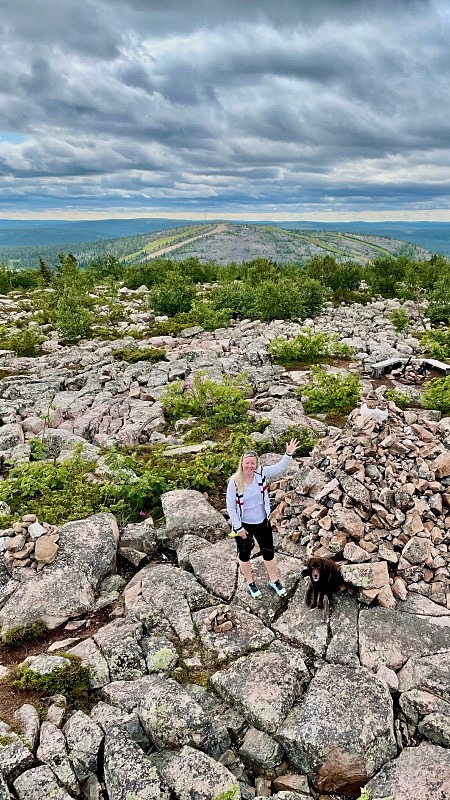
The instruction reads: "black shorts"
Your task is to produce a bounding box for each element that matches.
[236,518,274,563]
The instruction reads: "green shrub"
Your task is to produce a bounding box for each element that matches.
[0,327,44,357]
[390,308,410,332]
[427,280,450,324]
[269,328,353,366]
[211,282,256,318]
[420,328,450,360]
[297,277,326,317]
[148,273,197,316]
[1,621,47,646]
[113,346,167,363]
[421,375,450,414]
[252,279,304,321]
[258,425,319,456]
[300,368,361,414]
[55,284,93,342]
[384,388,411,408]
[11,654,90,708]
[162,372,250,429]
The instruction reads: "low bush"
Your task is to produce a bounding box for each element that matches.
[421,375,450,414]
[1,621,47,646]
[389,308,410,332]
[211,282,256,318]
[269,329,353,366]
[148,273,197,316]
[384,388,411,408]
[112,346,167,363]
[11,653,90,709]
[162,372,250,429]
[300,368,361,414]
[0,326,45,357]
[420,328,450,360]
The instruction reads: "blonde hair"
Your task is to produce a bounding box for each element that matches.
[231,450,260,494]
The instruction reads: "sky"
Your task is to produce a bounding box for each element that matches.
[1,0,450,221]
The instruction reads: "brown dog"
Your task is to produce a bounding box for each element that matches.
[302,556,340,609]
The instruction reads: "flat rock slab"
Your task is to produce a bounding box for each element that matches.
[193,604,274,666]
[397,593,450,616]
[232,553,303,624]
[211,641,309,734]
[103,728,170,800]
[272,579,329,658]
[189,537,238,600]
[161,489,229,542]
[364,744,450,800]
[161,745,240,800]
[277,664,397,795]
[359,607,450,671]
[398,650,450,703]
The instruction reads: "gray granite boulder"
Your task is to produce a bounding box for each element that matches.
[211,642,309,734]
[161,745,240,800]
[161,489,229,542]
[56,512,118,587]
[138,674,218,755]
[103,727,170,800]
[101,676,157,713]
[13,765,72,800]
[63,710,103,782]
[188,537,238,601]
[90,700,149,750]
[326,593,359,666]
[239,727,285,775]
[13,703,40,750]
[364,744,450,800]
[93,617,147,681]
[272,579,329,659]
[36,720,79,795]
[277,664,397,795]
[398,650,450,702]
[66,637,110,688]
[359,606,450,671]
[0,721,35,781]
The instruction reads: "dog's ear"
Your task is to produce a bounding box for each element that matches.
[301,567,309,577]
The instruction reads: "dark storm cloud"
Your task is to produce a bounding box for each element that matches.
[0,0,448,215]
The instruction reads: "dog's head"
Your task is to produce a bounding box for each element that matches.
[301,556,328,582]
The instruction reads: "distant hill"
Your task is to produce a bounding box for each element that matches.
[0,220,437,269]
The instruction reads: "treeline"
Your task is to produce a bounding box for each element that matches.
[1,251,450,328]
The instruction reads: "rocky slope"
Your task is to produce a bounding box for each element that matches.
[1,292,450,800]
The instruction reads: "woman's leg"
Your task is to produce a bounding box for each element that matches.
[236,533,255,584]
[254,520,280,582]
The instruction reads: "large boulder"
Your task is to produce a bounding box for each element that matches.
[13,765,72,800]
[397,650,450,702]
[161,489,229,542]
[364,744,450,800]
[103,728,170,800]
[0,513,118,638]
[359,607,450,671]
[277,664,397,795]
[161,745,240,800]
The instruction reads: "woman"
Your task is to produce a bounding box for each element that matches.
[226,438,299,599]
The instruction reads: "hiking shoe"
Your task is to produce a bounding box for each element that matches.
[268,580,287,597]
[247,582,262,599]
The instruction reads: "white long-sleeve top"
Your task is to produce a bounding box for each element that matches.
[226,452,293,533]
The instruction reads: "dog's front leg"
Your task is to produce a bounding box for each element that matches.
[305,581,313,606]
[310,584,318,608]
[317,590,324,609]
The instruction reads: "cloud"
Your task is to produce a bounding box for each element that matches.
[0,0,449,217]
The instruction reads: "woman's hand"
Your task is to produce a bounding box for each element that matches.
[238,528,247,538]
[286,437,299,456]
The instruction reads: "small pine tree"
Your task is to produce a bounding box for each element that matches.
[38,258,53,286]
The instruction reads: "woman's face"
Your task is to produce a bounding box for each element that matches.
[242,455,258,478]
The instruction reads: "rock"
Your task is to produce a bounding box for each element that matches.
[188,537,238,601]
[90,701,149,750]
[402,537,430,565]
[239,727,285,774]
[272,580,330,659]
[138,674,218,754]
[34,534,58,564]
[103,727,170,800]
[398,650,450,702]
[141,635,178,673]
[36,720,79,795]
[66,637,110,688]
[13,703,40,750]
[193,604,274,666]
[418,713,450,746]
[360,607,450,671]
[432,452,450,478]
[161,489,229,542]
[326,594,359,666]
[93,618,147,681]
[211,642,309,735]
[364,744,450,800]
[13,765,72,800]
[343,542,371,562]
[278,664,397,795]
[161,745,240,800]
[63,711,103,782]
[272,774,310,795]
[0,722,35,780]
